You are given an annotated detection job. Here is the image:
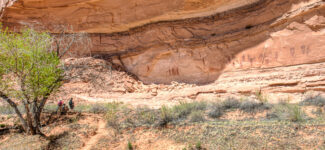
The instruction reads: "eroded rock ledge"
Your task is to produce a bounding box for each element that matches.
[1,0,325,84]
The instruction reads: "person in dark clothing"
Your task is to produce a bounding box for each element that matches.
[68,98,74,110]
[61,104,68,115]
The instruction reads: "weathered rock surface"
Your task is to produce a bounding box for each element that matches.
[50,57,325,108]
[1,0,325,85]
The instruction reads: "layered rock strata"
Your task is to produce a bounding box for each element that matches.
[1,0,325,84]
[52,57,325,108]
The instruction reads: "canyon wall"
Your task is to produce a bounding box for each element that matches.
[1,0,325,84]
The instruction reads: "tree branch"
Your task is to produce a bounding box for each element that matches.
[38,75,63,113]
[0,91,28,132]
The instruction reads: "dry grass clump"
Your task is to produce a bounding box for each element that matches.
[105,102,123,131]
[208,103,224,119]
[172,101,207,121]
[268,102,306,122]
[239,100,271,113]
[189,111,205,122]
[221,98,241,109]
[158,106,174,127]
[208,98,271,119]
[135,106,157,125]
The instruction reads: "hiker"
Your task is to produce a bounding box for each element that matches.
[61,104,69,115]
[57,100,63,115]
[68,98,74,110]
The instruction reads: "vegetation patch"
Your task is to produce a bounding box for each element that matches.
[167,120,325,149]
[135,106,158,125]
[189,111,205,122]
[268,103,307,122]
[207,103,224,119]
[221,98,241,109]
[158,105,174,127]
[172,101,207,121]
[300,95,325,107]
[239,100,271,113]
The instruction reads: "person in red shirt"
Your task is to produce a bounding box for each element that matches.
[57,100,63,115]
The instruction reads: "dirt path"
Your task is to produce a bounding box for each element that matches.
[81,119,107,150]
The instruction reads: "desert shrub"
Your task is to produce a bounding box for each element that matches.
[105,109,119,131]
[91,103,108,114]
[158,105,174,127]
[104,102,123,132]
[255,91,268,104]
[191,101,207,110]
[135,106,157,125]
[105,102,122,112]
[268,103,306,122]
[127,141,133,150]
[172,101,207,120]
[195,141,202,150]
[239,100,271,113]
[105,102,123,130]
[300,95,325,107]
[221,98,241,109]
[189,111,205,122]
[289,105,305,122]
[208,103,224,119]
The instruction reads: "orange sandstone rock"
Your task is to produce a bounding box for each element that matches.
[1,0,325,84]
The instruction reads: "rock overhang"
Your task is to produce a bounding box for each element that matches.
[1,0,325,84]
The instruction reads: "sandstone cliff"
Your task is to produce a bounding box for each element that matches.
[1,0,325,85]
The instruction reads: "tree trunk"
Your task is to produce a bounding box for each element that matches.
[24,103,36,135]
[0,92,29,132]
[32,101,43,135]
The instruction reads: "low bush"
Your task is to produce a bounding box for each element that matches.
[300,95,325,107]
[208,103,224,119]
[127,141,133,150]
[189,111,205,122]
[221,98,241,109]
[158,106,174,127]
[172,101,207,121]
[135,106,157,125]
[195,141,202,150]
[268,103,306,122]
[239,100,271,113]
[105,102,123,131]
[105,109,119,131]
[289,105,305,122]
[91,104,109,114]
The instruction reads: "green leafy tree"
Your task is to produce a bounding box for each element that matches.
[0,26,63,135]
